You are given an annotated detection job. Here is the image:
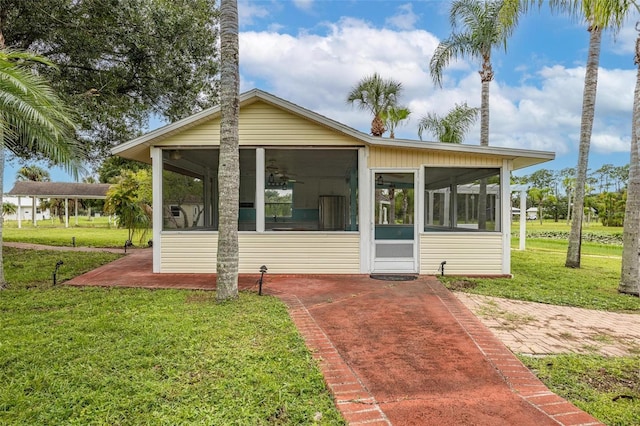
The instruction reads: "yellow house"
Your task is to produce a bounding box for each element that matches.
[112,89,554,276]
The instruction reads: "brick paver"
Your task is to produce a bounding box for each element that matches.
[455,293,640,356]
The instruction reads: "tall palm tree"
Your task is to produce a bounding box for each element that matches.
[381,105,411,139]
[620,20,640,296]
[418,103,479,143]
[0,47,81,289]
[16,164,51,226]
[347,73,403,137]
[430,0,520,229]
[216,0,240,301]
[558,0,628,268]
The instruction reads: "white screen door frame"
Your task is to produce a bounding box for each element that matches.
[371,170,418,273]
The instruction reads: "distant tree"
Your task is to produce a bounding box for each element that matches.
[16,165,50,182]
[104,170,152,245]
[418,103,479,143]
[381,105,411,138]
[2,202,16,217]
[98,156,150,184]
[347,73,403,137]
[528,187,551,225]
[0,0,220,163]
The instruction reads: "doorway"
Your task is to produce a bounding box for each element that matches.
[372,171,417,273]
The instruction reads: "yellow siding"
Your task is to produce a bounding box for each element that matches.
[161,232,360,273]
[154,101,364,147]
[368,146,503,168]
[420,233,503,275]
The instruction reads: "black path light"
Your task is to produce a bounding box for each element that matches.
[52,260,64,285]
[258,265,268,295]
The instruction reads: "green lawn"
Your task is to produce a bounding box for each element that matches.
[3,219,138,248]
[1,288,343,425]
[520,355,640,426]
[0,246,344,425]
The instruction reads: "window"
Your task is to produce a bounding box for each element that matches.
[424,167,501,232]
[162,148,256,231]
[264,149,358,231]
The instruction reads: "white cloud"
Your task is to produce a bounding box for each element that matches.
[293,0,314,11]
[386,3,420,30]
[239,16,636,168]
[238,0,271,26]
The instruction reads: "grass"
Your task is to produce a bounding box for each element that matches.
[444,249,640,312]
[0,247,344,425]
[3,219,138,248]
[2,247,122,290]
[519,355,640,426]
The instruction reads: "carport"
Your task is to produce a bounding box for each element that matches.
[6,181,111,228]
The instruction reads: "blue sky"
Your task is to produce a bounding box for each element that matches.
[5,0,639,191]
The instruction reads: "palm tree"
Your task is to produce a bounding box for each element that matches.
[347,73,403,137]
[511,0,631,266]
[620,20,640,297]
[2,202,17,218]
[430,0,520,229]
[0,47,82,289]
[216,0,240,301]
[16,165,51,182]
[418,103,479,143]
[381,105,411,139]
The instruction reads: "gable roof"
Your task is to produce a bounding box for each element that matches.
[112,89,555,170]
[7,181,111,199]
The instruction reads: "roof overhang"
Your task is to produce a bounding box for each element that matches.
[111,89,555,171]
[6,181,111,199]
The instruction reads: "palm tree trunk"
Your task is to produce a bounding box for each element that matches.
[566,27,601,268]
[216,0,240,301]
[0,140,5,289]
[478,68,491,229]
[619,32,640,297]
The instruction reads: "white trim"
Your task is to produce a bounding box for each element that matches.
[17,196,22,228]
[151,147,163,273]
[370,168,419,274]
[256,148,265,232]
[519,188,527,250]
[358,147,370,273]
[501,159,512,275]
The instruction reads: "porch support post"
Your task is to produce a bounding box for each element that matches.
[64,198,69,228]
[17,196,22,228]
[501,160,512,275]
[519,188,527,251]
[151,147,163,272]
[75,198,79,226]
[358,147,369,273]
[32,196,37,226]
[256,148,265,232]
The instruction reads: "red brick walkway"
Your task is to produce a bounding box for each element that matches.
[65,250,602,425]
